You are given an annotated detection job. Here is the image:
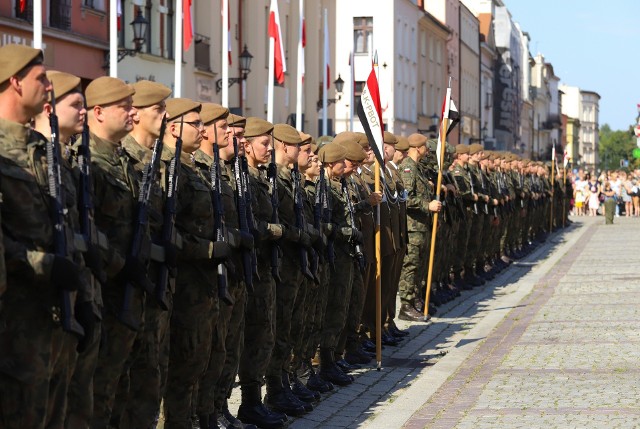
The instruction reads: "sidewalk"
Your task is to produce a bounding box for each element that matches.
[224,217,614,428]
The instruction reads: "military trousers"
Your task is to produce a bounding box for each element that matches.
[320,246,354,349]
[398,230,427,305]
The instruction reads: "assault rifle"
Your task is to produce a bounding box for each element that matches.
[468,167,479,215]
[240,153,260,281]
[211,125,234,306]
[267,135,281,284]
[292,162,315,281]
[232,136,255,293]
[341,178,365,273]
[47,89,85,338]
[321,167,335,268]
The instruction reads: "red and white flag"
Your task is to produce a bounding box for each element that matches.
[300,5,306,82]
[268,0,286,85]
[116,0,122,31]
[357,59,385,166]
[563,150,569,168]
[323,13,330,89]
[19,0,27,13]
[226,0,232,64]
[436,83,459,171]
[183,0,193,50]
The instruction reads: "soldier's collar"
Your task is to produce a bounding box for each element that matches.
[121,134,151,163]
[0,117,31,149]
[90,132,121,164]
[193,149,213,166]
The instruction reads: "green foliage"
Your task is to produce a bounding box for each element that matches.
[598,124,638,170]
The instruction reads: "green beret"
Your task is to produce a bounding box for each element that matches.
[336,140,366,162]
[0,44,43,85]
[469,143,484,155]
[445,142,455,154]
[455,144,470,154]
[332,131,359,146]
[245,117,273,138]
[354,132,369,148]
[310,143,318,153]
[131,80,172,108]
[200,103,229,125]
[395,136,410,151]
[165,98,201,121]
[298,131,313,145]
[383,131,398,145]
[46,70,81,101]
[318,143,347,163]
[86,76,135,108]
[316,135,334,151]
[408,133,427,148]
[273,123,302,145]
[227,113,246,128]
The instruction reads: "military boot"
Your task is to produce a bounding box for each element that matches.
[264,376,306,416]
[219,401,257,429]
[398,302,424,321]
[237,385,288,429]
[318,348,353,386]
[290,370,320,402]
[281,371,313,411]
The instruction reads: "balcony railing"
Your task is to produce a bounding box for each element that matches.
[50,0,72,31]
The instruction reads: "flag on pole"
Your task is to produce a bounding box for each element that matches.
[551,143,556,162]
[323,13,330,89]
[357,61,385,166]
[116,0,122,31]
[226,0,232,65]
[300,8,306,82]
[183,0,193,50]
[435,85,459,171]
[563,150,569,168]
[268,0,286,85]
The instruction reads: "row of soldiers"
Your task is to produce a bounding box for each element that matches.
[0,43,572,429]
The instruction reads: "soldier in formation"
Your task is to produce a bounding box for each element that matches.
[0,43,571,429]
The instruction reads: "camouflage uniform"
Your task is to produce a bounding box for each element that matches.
[111,134,170,429]
[163,148,219,429]
[0,119,84,428]
[89,132,147,429]
[194,151,248,418]
[398,156,433,306]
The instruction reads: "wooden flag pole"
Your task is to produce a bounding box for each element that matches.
[374,161,382,369]
[423,116,449,320]
[549,156,555,234]
[562,165,566,227]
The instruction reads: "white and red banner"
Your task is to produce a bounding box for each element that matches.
[436,84,459,171]
[268,0,286,85]
[357,63,385,166]
[183,0,193,50]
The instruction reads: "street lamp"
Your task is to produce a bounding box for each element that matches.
[216,45,254,93]
[316,75,345,111]
[116,9,149,62]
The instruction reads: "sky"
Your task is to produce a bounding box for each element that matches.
[504,0,640,131]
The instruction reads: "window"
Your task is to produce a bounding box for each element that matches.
[354,81,365,108]
[84,0,105,10]
[353,17,373,54]
[195,34,211,71]
[420,30,426,57]
[15,0,31,21]
[50,0,72,31]
[421,82,427,115]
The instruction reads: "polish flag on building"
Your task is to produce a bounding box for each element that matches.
[225,0,232,64]
[268,0,286,85]
[300,7,305,82]
[19,0,27,13]
[183,0,193,50]
[116,0,122,31]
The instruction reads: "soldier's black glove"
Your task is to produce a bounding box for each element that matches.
[75,301,98,353]
[350,228,363,244]
[282,225,301,243]
[212,241,232,263]
[299,231,312,249]
[51,256,83,292]
[118,256,153,293]
[239,231,255,250]
[164,241,178,268]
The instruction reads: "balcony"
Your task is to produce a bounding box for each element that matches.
[50,0,72,31]
[195,34,211,72]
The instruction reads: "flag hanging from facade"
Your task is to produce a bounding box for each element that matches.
[268,0,286,85]
[19,0,27,13]
[357,62,385,166]
[116,0,122,31]
[183,0,193,50]
[436,84,459,170]
[299,0,305,82]
[226,0,232,64]
[323,13,330,89]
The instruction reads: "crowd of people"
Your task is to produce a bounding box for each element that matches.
[0,43,574,429]
[570,169,640,223]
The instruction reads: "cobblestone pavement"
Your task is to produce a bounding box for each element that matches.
[213,216,640,429]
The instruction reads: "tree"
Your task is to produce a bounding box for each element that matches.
[598,123,637,171]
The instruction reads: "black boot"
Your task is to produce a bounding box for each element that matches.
[318,347,353,386]
[219,401,257,429]
[290,370,320,402]
[281,371,313,412]
[264,375,306,416]
[237,384,288,429]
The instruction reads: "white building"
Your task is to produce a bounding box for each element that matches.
[561,85,600,170]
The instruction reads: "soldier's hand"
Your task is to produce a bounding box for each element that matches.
[428,200,442,212]
[492,198,499,206]
[473,194,478,201]
[282,225,302,243]
[350,228,363,244]
[52,256,83,292]
[483,195,490,203]
[239,230,255,250]
[300,231,312,249]
[119,256,153,292]
[212,241,232,262]
[267,223,284,239]
[367,191,383,206]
